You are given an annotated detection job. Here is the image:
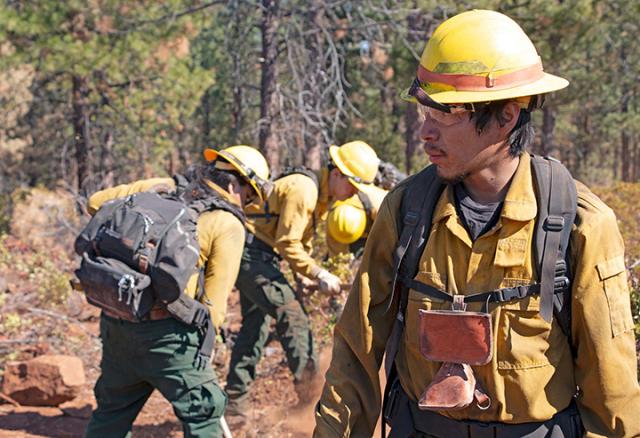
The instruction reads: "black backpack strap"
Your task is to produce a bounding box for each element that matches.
[382,166,443,436]
[190,192,245,224]
[246,200,278,222]
[172,173,190,196]
[530,154,576,335]
[277,166,320,190]
[356,190,374,231]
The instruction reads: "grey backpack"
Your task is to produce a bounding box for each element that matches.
[74,177,244,366]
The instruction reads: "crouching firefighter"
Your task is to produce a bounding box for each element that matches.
[77,145,270,438]
[225,140,382,424]
[314,10,640,438]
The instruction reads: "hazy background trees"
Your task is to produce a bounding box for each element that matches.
[0,0,638,220]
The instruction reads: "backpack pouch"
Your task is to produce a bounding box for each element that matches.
[76,253,153,321]
[418,309,493,365]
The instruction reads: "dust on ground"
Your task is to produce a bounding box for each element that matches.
[0,238,342,438]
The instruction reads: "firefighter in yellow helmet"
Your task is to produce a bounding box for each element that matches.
[315,9,640,437]
[326,182,389,258]
[84,145,268,437]
[224,140,381,426]
[328,198,367,245]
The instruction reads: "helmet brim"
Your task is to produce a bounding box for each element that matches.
[328,145,375,192]
[202,148,265,201]
[401,72,569,104]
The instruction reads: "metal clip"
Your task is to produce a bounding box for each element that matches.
[452,295,467,311]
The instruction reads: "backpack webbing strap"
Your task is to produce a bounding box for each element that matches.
[530,155,576,332]
[246,200,279,222]
[172,173,190,194]
[382,166,443,437]
[191,193,245,224]
[401,278,543,305]
[277,166,320,190]
[356,190,374,231]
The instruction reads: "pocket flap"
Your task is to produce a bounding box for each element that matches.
[596,255,626,280]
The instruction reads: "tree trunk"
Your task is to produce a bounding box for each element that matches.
[259,0,280,172]
[72,75,91,194]
[404,104,421,173]
[540,105,556,157]
[620,89,630,181]
[201,90,211,147]
[101,131,114,188]
[404,7,425,173]
[303,3,324,171]
[632,135,639,181]
[621,129,630,181]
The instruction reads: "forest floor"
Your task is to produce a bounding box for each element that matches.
[0,281,340,438]
[1,184,640,438]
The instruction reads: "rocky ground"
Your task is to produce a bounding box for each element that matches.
[0,227,639,438]
[0,286,336,438]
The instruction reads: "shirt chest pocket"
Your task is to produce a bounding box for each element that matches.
[496,295,565,370]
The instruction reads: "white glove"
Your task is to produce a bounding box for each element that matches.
[316,269,341,294]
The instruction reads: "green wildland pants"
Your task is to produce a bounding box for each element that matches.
[226,237,317,400]
[85,314,227,438]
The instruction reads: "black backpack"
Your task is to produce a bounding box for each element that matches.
[74,176,244,366]
[381,154,577,433]
[374,161,407,190]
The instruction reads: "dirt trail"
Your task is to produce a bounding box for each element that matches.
[0,290,333,438]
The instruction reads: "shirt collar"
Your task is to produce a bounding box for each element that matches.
[431,153,537,225]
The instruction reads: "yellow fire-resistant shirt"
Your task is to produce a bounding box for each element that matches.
[315,153,640,437]
[87,177,245,330]
[245,170,329,278]
[327,185,388,257]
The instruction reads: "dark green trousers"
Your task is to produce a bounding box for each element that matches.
[86,314,227,438]
[226,240,316,399]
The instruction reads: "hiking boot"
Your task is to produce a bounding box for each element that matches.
[293,361,322,406]
[225,392,250,429]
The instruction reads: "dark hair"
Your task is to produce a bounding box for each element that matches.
[470,100,535,157]
[180,163,246,203]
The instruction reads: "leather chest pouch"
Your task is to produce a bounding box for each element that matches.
[418,309,493,365]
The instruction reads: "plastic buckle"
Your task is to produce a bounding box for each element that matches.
[452,295,467,311]
[554,276,570,291]
[544,215,565,232]
[500,288,519,302]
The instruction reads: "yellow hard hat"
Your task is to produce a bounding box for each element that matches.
[203,145,271,201]
[327,199,367,244]
[328,140,380,192]
[401,10,569,105]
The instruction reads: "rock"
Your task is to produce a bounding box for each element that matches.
[1,354,85,406]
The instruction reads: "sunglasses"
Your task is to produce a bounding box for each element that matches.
[416,103,471,126]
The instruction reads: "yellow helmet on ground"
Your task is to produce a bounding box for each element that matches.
[328,140,380,192]
[401,9,569,106]
[327,199,367,244]
[203,145,271,201]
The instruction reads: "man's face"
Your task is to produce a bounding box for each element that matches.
[328,167,358,201]
[418,103,516,184]
[239,182,257,208]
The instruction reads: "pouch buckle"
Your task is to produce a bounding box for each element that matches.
[452,294,466,311]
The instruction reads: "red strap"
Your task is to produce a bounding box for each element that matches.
[417,60,544,91]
